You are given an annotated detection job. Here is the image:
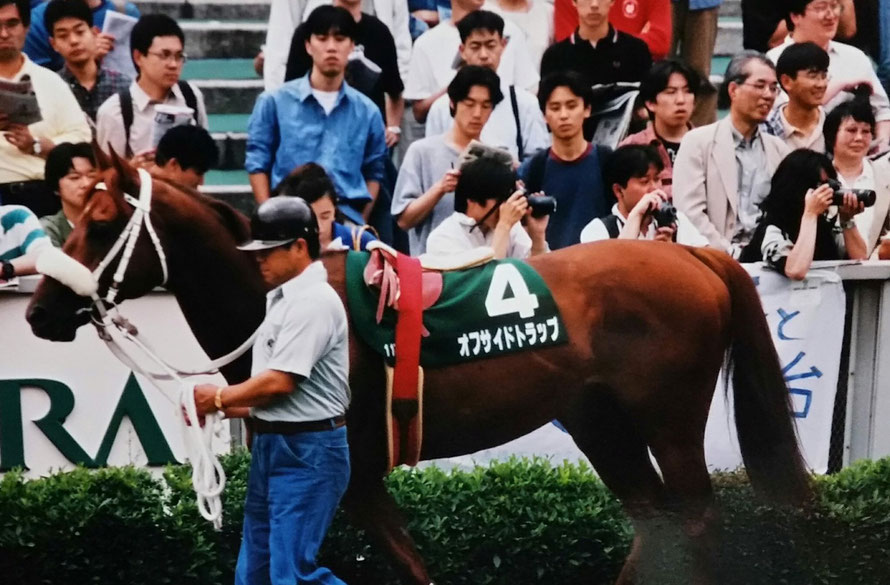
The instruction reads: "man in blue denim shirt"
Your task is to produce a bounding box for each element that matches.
[247,6,387,224]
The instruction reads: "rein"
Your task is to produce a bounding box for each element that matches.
[37,169,259,529]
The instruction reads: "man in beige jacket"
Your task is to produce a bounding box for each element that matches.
[673,51,791,257]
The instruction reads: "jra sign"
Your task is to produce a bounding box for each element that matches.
[0,374,175,471]
[0,292,229,477]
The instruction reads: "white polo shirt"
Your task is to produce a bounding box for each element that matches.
[767,38,890,122]
[250,261,350,423]
[425,211,532,259]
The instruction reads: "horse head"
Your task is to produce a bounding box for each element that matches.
[28,147,186,340]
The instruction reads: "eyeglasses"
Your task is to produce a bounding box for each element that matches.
[806,1,843,16]
[146,50,188,64]
[739,82,780,95]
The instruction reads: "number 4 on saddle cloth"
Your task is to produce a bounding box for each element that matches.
[345,243,568,471]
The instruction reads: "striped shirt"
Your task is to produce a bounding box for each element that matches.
[1,205,51,261]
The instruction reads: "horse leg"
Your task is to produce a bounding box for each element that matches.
[559,389,666,585]
[341,474,433,585]
[648,425,716,585]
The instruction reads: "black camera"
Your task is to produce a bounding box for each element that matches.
[650,200,679,228]
[518,187,557,218]
[825,179,876,208]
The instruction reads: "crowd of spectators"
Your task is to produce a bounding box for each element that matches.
[3,0,890,283]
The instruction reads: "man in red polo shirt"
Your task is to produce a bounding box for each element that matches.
[554,0,670,60]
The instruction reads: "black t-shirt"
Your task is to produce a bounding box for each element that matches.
[659,137,681,165]
[540,27,652,87]
[285,14,404,118]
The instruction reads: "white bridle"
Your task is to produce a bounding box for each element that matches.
[36,168,259,529]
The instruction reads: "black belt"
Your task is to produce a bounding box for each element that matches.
[251,416,346,434]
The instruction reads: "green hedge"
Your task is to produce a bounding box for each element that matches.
[2,454,890,585]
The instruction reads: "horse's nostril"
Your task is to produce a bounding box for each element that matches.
[27,305,47,327]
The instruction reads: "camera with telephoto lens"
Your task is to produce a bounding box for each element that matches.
[517,186,557,218]
[825,179,876,208]
[649,199,679,228]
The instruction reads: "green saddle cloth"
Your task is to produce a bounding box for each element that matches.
[345,251,568,367]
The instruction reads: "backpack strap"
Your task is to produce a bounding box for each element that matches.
[509,85,523,161]
[177,80,199,122]
[117,87,134,158]
[602,214,621,239]
[523,147,549,194]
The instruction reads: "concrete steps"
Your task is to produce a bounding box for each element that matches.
[201,170,253,213]
[138,0,271,20]
[196,79,263,115]
[180,20,266,59]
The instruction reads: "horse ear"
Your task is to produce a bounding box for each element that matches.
[108,146,141,194]
[92,141,112,171]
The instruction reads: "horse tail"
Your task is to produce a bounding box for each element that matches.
[687,247,813,506]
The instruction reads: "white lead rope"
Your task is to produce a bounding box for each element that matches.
[35,170,261,529]
[94,308,227,527]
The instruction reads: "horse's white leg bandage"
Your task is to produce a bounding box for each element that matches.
[36,247,99,297]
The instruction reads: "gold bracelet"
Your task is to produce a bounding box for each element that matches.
[214,387,224,411]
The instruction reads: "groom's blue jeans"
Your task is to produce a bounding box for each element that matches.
[235,426,350,585]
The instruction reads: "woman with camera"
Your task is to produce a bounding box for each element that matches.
[824,99,890,258]
[740,149,868,280]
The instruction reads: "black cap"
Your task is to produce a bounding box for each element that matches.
[237,196,319,251]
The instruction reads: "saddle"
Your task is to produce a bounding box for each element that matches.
[362,242,494,471]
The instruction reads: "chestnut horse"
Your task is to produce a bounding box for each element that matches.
[26,153,811,584]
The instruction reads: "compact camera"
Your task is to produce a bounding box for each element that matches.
[650,200,679,228]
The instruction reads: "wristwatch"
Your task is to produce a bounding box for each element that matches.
[1,261,15,281]
[31,139,42,156]
[840,217,857,230]
[386,126,402,135]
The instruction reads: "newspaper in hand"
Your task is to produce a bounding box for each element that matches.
[101,11,138,78]
[150,104,195,149]
[0,77,41,125]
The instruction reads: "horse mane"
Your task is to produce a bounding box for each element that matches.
[193,192,251,244]
[150,173,252,244]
